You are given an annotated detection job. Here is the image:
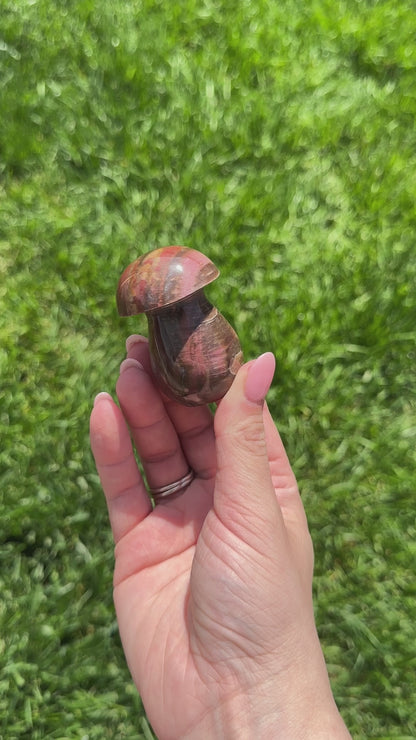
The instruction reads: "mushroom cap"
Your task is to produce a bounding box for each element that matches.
[116,246,220,315]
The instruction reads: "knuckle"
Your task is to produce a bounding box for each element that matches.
[225,413,266,454]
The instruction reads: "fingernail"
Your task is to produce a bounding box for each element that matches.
[119,357,144,374]
[126,334,148,353]
[244,352,275,404]
[93,391,113,407]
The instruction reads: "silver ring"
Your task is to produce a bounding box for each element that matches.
[149,469,195,502]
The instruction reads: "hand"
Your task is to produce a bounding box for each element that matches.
[90,336,351,740]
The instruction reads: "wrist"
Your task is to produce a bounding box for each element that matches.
[183,639,351,740]
[184,690,350,740]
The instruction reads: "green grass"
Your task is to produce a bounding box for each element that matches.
[1,0,415,737]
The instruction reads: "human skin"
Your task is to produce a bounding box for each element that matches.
[89,335,351,740]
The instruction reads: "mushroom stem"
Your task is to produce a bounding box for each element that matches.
[147,290,242,406]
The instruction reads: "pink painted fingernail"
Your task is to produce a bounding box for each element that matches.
[244,352,275,404]
[126,334,148,353]
[93,391,113,407]
[119,357,144,374]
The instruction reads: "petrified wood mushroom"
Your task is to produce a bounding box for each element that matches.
[116,246,243,405]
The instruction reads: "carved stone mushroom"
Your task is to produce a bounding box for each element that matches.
[117,246,243,405]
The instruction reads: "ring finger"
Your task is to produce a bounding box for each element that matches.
[124,335,216,482]
[116,358,189,493]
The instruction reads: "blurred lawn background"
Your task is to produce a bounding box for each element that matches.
[1,0,415,737]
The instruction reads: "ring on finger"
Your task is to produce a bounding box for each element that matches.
[149,468,195,503]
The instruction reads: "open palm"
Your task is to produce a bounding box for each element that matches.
[90,337,350,740]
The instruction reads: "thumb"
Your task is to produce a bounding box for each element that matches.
[214,352,285,542]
